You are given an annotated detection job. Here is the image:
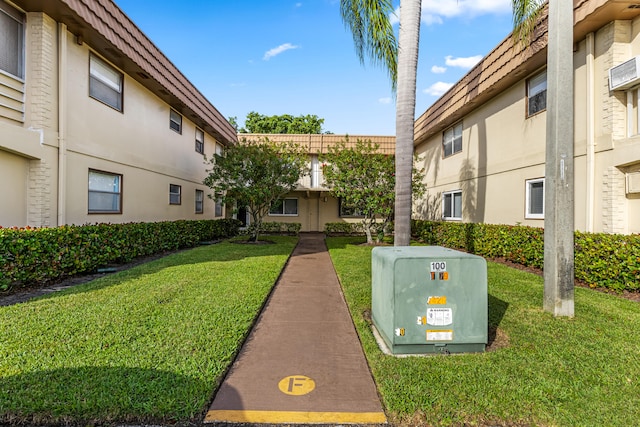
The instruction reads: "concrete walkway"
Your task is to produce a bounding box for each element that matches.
[205,233,386,425]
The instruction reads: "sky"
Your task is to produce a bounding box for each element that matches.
[113,0,517,135]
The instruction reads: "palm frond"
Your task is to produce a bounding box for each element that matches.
[512,0,546,48]
[340,0,398,91]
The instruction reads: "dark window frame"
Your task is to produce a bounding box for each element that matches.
[195,189,204,214]
[0,2,25,79]
[88,169,123,214]
[170,109,182,134]
[195,128,204,154]
[269,198,298,216]
[89,53,124,112]
[527,70,547,117]
[442,122,463,158]
[169,184,182,205]
[338,198,364,218]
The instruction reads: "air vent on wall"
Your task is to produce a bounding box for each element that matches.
[627,172,640,194]
[609,57,640,91]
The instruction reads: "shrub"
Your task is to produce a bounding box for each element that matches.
[245,222,301,236]
[0,219,241,292]
[411,220,640,293]
[324,222,364,236]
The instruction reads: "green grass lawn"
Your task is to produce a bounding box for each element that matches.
[327,237,640,427]
[0,236,297,426]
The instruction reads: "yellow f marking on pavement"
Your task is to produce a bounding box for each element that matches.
[278,375,315,395]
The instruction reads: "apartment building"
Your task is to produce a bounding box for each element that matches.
[238,133,395,232]
[0,0,236,228]
[414,0,640,235]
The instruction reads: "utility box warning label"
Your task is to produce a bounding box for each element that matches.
[426,308,453,326]
[426,330,453,341]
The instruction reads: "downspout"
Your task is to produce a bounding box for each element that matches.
[57,23,67,226]
[586,32,595,232]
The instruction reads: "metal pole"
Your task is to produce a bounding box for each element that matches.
[543,0,575,317]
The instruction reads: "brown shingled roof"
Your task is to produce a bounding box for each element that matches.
[414,0,640,146]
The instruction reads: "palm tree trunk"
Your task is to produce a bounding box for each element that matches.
[394,0,422,246]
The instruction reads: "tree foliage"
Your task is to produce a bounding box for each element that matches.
[321,138,425,244]
[240,111,326,134]
[203,139,308,241]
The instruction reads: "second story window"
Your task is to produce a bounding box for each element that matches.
[89,54,123,111]
[195,128,204,154]
[443,122,462,158]
[0,3,24,79]
[527,71,547,116]
[170,109,182,133]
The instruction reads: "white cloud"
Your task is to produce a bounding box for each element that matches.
[263,43,300,60]
[423,81,454,97]
[295,2,302,7]
[391,0,511,26]
[445,55,483,69]
[378,97,392,104]
[431,65,447,74]
[422,0,511,20]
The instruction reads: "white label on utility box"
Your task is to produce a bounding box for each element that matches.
[426,308,453,326]
[430,261,447,272]
[427,330,453,341]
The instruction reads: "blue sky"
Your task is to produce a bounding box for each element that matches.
[114,0,516,135]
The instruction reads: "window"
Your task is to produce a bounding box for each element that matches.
[310,155,320,188]
[89,54,123,111]
[269,198,298,216]
[195,189,204,214]
[443,122,462,158]
[526,178,545,219]
[88,170,122,213]
[170,109,182,133]
[0,3,24,79]
[195,128,204,154]
[443,190,462,220]
[169,184,181,205]
[215,143,224,156]
[339,199,364,217]
[215,194,223,217]
[527,71,547,116]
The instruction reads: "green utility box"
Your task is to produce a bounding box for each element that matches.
[371,246,487,355]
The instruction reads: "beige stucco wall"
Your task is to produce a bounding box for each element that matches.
[1,9,225,228]
[263,191,369,233]
[415,18,640,235]
[1,150,28,226]
[62,36,223,224]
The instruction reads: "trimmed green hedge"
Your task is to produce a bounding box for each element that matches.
[0,219,241,292]
[246,222,301,235]
[411,220,640,293]
[324,222,364,236]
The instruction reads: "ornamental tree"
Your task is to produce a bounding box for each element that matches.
[321,138,425,244]
[203,138,308,242]
[240,111,327,134]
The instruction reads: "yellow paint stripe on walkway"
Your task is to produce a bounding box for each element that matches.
[205,409,387,424]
